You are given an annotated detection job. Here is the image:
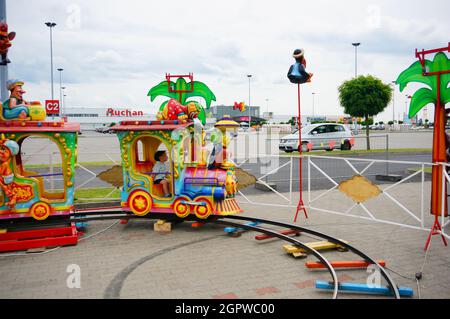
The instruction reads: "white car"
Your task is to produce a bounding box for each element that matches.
[279,123,353,153]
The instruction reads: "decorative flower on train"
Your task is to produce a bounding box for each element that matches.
[0,134,20,207]
[0,22,15,65]
[233,102,246,113]
[287,48,313,84]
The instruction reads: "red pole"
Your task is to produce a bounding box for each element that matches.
[294,83,308,222]
[426,73,448,250]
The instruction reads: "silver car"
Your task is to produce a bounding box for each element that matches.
[279,123,353,153]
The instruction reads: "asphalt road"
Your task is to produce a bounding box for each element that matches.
[31,151,432,197]
[18,131,434,195]
[19,130,433,164]
[238,152,432,194]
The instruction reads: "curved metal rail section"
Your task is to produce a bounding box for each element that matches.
[0,209,401,299]
[221,215,400,299]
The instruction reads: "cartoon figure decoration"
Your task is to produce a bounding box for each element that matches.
[225,169,237,198]
[3,80,29,119]
[0,134,19,207]
[156,99,200,121]
[148,74,216,125]
[0,23,15,66]
[1,80,46,121]
[233,102,246,113]
[287,49,313,84]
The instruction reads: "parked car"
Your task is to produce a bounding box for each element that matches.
[95,127,110,134]
[279,123,353,153]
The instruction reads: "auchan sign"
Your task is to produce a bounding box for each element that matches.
[106,108,144,117]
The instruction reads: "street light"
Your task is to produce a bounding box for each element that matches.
[247,74,252,128]
[312,92,315,122]
[57,68,63,115]
[405,94,411,123]
[45,22,57,100]
[391,81,396,126]
[352,43,361,78]
[61,86,66,116]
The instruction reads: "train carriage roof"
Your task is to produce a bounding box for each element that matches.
[111,120,194,132]
[0,121,80,133]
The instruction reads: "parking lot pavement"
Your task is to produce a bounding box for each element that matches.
[0,182,448,299]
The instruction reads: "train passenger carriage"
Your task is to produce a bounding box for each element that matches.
[0,117,79,221]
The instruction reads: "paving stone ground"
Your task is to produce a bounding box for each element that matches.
[0,181,449,299]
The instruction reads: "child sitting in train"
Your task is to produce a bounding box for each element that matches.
[152,150,171,198]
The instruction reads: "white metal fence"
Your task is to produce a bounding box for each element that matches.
[15,143,447,241]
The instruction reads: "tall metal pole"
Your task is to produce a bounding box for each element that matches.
[312,92,315,122]
[247,74,252,128]
[0,0,7,101]
[45,22,57,100]
[50,27,54,99]
[352,43,361,78]
[61,86,66,116]
[294,83,308,222]
[391,81,396,126]
[57,68,63,115]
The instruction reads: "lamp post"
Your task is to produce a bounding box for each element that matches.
[45,22,57,100]
[312,92,315,123]
[57,68,63,115]
[352,42,361,78]
[247,74,252,128]
[61,86,66,116]
[391,81,396,128]
[63,94,67,115]
[405,94,411,123]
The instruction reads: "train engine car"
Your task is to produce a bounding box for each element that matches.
[112,117,242,219]
[0,116,79,221]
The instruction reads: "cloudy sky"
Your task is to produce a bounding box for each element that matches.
[6,0,450,121]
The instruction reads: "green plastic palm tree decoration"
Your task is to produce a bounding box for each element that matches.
[396,52,450,118]
[396,51,450,217]
[148,77,216,125]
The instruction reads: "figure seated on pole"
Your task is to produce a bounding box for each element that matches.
[287,49,313,84]
[1,80,46,121]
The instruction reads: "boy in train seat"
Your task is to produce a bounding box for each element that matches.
[152,150,171,198]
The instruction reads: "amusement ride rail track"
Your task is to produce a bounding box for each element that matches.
[0,208,401,299]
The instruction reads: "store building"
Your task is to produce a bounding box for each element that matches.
[64,107,154,130]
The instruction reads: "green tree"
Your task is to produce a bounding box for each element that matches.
[147,77,216,125]
[338,75,392,150]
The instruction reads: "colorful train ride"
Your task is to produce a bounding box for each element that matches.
[112,117,242,219]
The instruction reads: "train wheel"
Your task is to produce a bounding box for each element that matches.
[129,190,152,216]
[173,196,191,218]
[194,197,213,219]
[30,201,52,221]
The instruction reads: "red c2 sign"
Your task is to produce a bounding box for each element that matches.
[45,100,60,115]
